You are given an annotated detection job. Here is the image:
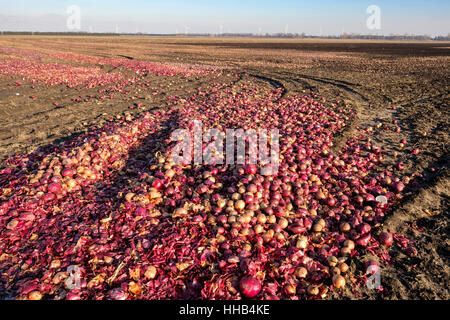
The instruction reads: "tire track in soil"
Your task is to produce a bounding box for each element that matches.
[245,69,373,153]
[246,73,287,102]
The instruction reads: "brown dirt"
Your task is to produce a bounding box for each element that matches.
[0,36,448,299]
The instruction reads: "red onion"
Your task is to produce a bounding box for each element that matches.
[405,246,418,257]
[244,164,257,175]
[356,233,371,246]
[365,260,379,274]
[393,181,405,192]
[48,183,62,194]
[379,232,393,247]
[107,288,128,300]
[152,179,163,190]
[42,193,56,202]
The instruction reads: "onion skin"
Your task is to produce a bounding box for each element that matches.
[136,207,147,216]
[66,292,81,300]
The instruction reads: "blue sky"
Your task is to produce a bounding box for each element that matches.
[0,0,449,35]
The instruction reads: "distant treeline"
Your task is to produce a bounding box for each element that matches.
[211,33,450,41]
[1,31,449,41]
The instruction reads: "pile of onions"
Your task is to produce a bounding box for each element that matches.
[0,62,419,300]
